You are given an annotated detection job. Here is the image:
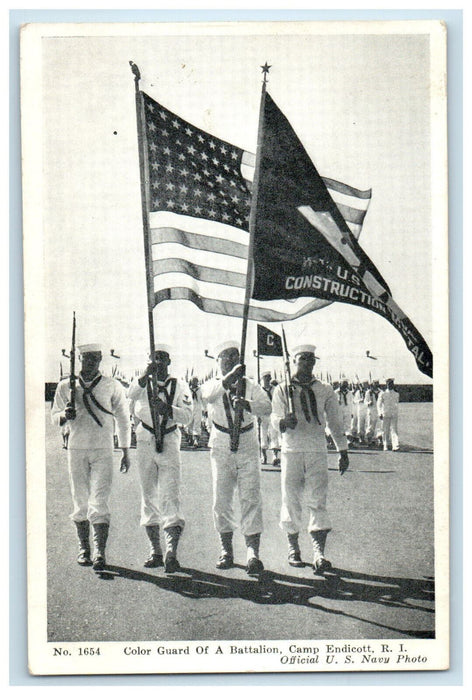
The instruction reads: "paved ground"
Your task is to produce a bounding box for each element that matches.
[46,403,434,642]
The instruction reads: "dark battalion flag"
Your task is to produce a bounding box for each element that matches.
[251,93,433,378]
[257,324,283,357]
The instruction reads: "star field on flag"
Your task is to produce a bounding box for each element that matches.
[143,93,251,229]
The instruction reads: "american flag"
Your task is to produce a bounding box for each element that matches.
[142,91,372,322]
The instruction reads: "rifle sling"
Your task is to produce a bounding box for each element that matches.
[146,376,177,451]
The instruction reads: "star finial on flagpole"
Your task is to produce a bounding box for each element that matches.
[261,62,271,83]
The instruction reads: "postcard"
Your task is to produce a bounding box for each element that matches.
[21,19,448,675]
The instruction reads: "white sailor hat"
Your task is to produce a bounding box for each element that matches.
[214,340,239,358]
[261,369,272,378]
[78,343,103,354]
[291,344,317,358]
[153,343,172,356]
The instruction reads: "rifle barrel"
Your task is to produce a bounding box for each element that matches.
[70,312,76,410]
[281,327,295,415]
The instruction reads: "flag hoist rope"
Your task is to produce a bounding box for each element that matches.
[231,65,269,452]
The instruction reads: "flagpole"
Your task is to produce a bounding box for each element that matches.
[231,63,270,452]
[130,61,162,452]
[239,63,269,362]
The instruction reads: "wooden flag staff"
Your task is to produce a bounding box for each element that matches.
[130,61,162,453]
[230,63,270,452]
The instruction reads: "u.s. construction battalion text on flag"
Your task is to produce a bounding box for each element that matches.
[141,91,371,323]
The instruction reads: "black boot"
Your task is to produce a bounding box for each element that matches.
[144,525,163,567]
[287,532,303,567]
[245,533,264,576]
[74,520,92,566]
[216,531,234,569]
[92,522,109,571]
[164,525,182,573]
[310,529,332,574]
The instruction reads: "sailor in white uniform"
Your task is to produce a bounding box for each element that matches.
[377,378,400,451]
[365,380,381,445]
[353,381,369,443]
[188,376,204,448]
[271,344,349,574]
[201,341,272,576]
[127,344,192,572]
[259,370,281,466]
[334,379,354,444]
[51,343,131,570]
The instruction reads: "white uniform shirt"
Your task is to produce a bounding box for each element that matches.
[271,378,348,453]
[201,377,271,450]
[365,389,379,411]
[51,373,131,449]
[128,376,192,449]
[353,388,367,406]
[260,384,274,401]
[334,387,354,413]
[189,385,204,413]
[377,389,399,417]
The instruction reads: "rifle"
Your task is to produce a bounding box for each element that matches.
[281,326,296,416]
[69,312,77,411]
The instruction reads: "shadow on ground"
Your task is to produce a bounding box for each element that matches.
[336,444,433,455]
[97,563,435,639]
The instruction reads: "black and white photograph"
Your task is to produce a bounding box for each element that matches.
[21,19,448,675]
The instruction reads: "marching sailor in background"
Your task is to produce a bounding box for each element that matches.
[51,343,131,570]
[334,379,354,447]
[259,370,281,467]
[365,380,381,446]
[201,341,272,576]
[377,378,400,451]
[128,344,192,572]
[271,345,349,574]
[188,376,204,448]
[353,380,369,443]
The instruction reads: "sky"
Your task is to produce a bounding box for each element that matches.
[24,21,445,384]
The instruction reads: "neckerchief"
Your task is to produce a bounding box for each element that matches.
[79,374,113,427]
[293,377,321,425]
[339,389,348,406]
[262,386,273,400]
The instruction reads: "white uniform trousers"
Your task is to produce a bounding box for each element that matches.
[259,416,280,450]
[366,407,378,440]
[382,416,399,450]
[136,440,185,530]
[339,407,352,435]
[356,404,367,438]
[350,412,358,436]
[280,451,331,534]
[210,447,263,536]
[188,405,203,437]
[68,448,114,524]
